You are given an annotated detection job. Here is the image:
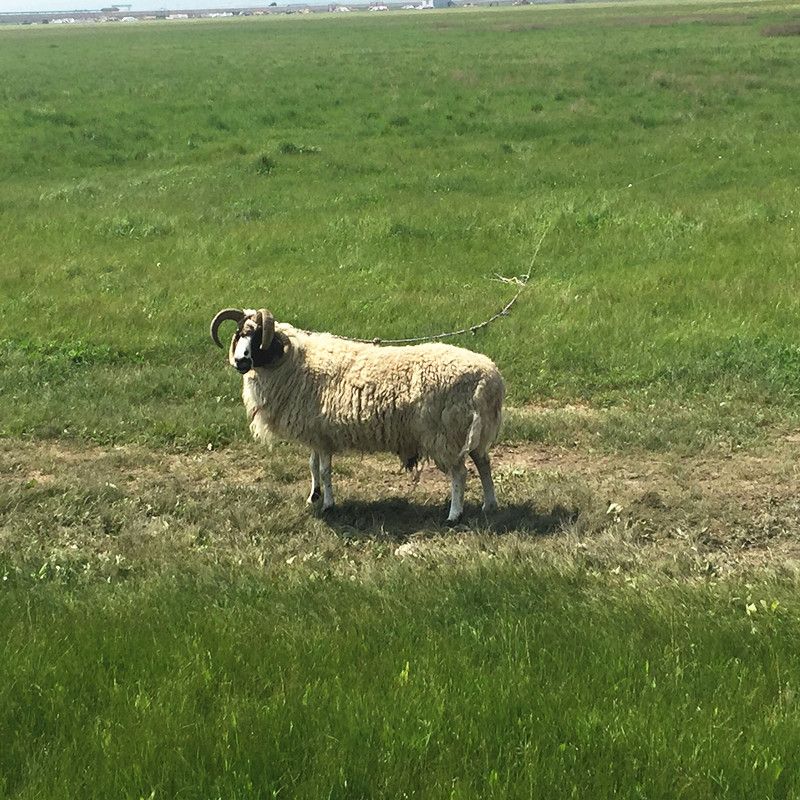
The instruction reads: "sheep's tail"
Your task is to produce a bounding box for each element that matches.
[459,372,504,460]
[459,410,483,460]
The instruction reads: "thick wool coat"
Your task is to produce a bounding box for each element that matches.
[241,324,504,471]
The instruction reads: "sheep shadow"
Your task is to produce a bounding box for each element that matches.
[319,498,579,542]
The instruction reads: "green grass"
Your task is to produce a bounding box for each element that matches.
[1,1,800,448]
[4,430,800,799]
[2,566,799,799]
[4,5,800,797]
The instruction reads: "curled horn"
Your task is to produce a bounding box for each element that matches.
[210,308,245,349]
[256,309,275,351]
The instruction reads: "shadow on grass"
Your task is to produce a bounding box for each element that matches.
[320,498,579,541]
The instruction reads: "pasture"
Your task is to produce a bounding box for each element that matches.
[2,1,800,797]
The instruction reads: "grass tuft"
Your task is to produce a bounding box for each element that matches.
[254,153,276,174]
[278,141,320,155]
[95,215,174,240]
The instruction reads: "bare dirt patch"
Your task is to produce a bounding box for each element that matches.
[762,21,800,37]
[492,22,549,33]
[3,430,800,581]
[449,68,481,86]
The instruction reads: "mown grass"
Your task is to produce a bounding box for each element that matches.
[2,566,799,799]
[1,0,800,449]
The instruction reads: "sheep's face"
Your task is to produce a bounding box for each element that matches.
[230,311,259,373]
[211,307,289,373]
[228,310,289,373]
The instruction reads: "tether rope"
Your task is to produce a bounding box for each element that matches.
[304,218,555,346]
[301,157,699,346]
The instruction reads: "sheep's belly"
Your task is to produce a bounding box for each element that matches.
[308,401,473,467]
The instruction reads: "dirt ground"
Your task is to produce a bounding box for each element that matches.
[2,431,800,580]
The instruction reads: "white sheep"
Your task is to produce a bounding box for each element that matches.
[211,308,505,522]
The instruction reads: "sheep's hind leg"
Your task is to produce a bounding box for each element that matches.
[447,461,467,523]
[307,451,321,504]
[319,452,335,511]
[470,450,498,513]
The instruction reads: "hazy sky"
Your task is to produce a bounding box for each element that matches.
[0,0,276,12]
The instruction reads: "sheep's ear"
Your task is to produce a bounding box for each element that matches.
[254,332,291,368]
[268,332,291,365]
[275,332,291,361]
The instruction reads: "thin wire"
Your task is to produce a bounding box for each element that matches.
[300,156,708,347]
[304,218,555,346]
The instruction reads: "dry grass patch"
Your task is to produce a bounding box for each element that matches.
[491,22,548,32]
[4,427,800,583]
[762,21,800,36]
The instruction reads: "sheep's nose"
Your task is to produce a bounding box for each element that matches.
[235,358,251,373]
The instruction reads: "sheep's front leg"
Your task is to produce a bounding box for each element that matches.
[470,451,498,513]
[447,461,467,523]
[307,451,321,504]
[319,452,335,511]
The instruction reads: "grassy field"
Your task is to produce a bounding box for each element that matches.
[1,0,800,448]
[3,567,800,799]
[4,432,800,799]
[3,1,800,797]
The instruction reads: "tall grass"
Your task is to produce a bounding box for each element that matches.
[1,1,800,447]
[2,565,799,799]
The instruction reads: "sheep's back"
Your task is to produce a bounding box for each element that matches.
[309,339,502,462]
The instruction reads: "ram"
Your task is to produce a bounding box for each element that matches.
[211,308,505,522]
